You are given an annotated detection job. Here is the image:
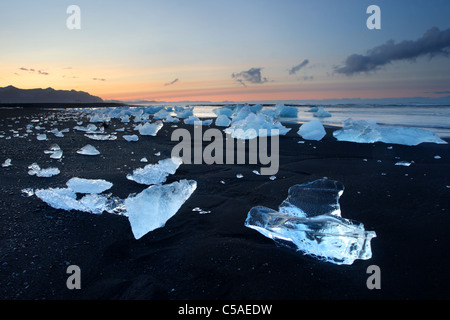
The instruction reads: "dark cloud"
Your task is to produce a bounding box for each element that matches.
[92,78,106,81]
[335,27,450,76]
[426,90,450,95]
[289,59,309,75]
[232,67,268,86]
[164,78,179,86]
[18,67,48,75]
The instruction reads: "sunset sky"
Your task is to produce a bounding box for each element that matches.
[1,0,450,102]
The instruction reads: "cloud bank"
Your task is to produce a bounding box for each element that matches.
[289,59,309,75]
[335,27,450,76]
[164,78,179,86]
[232,67,268,86]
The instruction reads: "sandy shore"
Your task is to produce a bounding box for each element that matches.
[0,105,449,300]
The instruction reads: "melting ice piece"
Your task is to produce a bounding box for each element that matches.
[334,118,447,146]
[313,107,332,118]
[85,133,117,141]
[34,188,109,214]
[2,158,12,167]
[37,134,47,141]
[126,157,183,185]
[124,179,197,239]
[66,177,113,194]
[123,135,139,142]
[245,179,376,265]
[77,144,100,156]
[297,120,326,141]
[225,112,291,140]
[395,161,411,167]
[215,114,231,127]
[136,121,163,136]
[28,163,60,177]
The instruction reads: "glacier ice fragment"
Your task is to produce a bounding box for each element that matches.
[77,144,100,156]
[126,157,183,185]
[124,179,197,239]
[66,177,113,194]
[245,178,376,265]
[297,120,326,141]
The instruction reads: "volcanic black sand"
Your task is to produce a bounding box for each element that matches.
[0,105,449,301]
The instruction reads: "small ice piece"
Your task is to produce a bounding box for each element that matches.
[252,170,260,175]
[123,135,139,142]
[28,163,60,177]
[215,114,232,127]
[164,115,179,123]
[74,124,98,132]
[77,144,100,156]
[434,155,441,159]
[21,188,34,197]
[140,157,148,163]
[269,175,276,180]
[78,194,109,214]
[126,157,183,185]
[220,180,226,184]
[37,134,47,141]
[297,120,326,141]
[306,106,319,112]
[236,173,244,179]
[313,107,332,118]
[395,161,411,167]
[154,152,161,156]
[136,121,163,136]
[184,116,212,126]
[2,158,12,167]
[124,179,197,239]
[66,177,113,194]
[85,133,117,141]
[49,150,63,159]
[245,179,376,265]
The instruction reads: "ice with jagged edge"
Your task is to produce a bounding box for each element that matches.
[334,118,448,146]
[28,163,60,177]
[245,178,376,265]
[126,157,183,185]
[124,179,197,239]
[135,121,163,136]
[313,106,332,118]
[225,112,291,140]
[85,133,117,141]
[34,178,116,214]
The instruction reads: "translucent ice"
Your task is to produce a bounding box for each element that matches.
[28,163,60,177]
[126,157,183,185]
[124,179,197,239]
[66,177,113,194]
[313,107,332,118]
[245,179,376,265]
[37,134,47,141]
[215,114,232,127]
[2,158,12,167]
[85,133,118,141]
[77,144,100,156]
[135,121,163,136]
[275,104,298,118]
[297,120,326,141]
[334,118,448,146]
[123,135,139,142]
[224,112,291,140]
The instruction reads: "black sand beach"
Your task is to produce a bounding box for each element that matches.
[0,105,449,301]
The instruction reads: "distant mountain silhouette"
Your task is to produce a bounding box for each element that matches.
[0,86,103,103]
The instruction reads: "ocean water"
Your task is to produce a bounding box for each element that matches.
[192,104,450,138]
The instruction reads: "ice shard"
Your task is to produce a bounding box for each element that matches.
[126,157,183,185]
[124,179,197,239]
[245,179,376,265]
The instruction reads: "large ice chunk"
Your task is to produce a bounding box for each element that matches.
[215,114,232,127]
[66,177,113,194]
[126,157,183,185]
[275,104,298,118]
[333,118,448,146]
[245,179,376,265]
[297,120,326,141]
[224,112,291,140]
[124,179,197,239]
